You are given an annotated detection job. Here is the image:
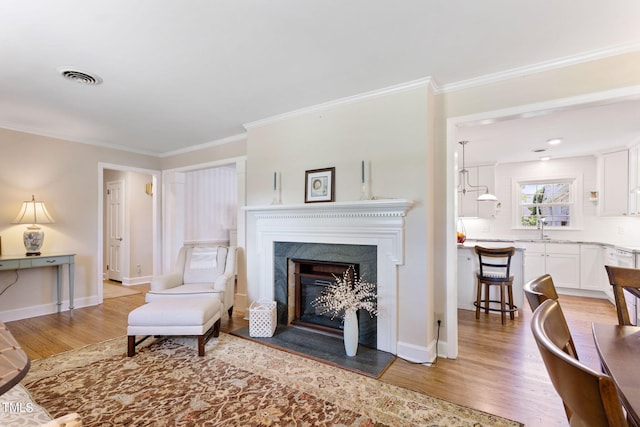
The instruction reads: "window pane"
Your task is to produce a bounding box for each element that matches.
[517,180,574,229]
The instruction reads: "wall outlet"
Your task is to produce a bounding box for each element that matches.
[136,264,141,274]
[435,313,443,326]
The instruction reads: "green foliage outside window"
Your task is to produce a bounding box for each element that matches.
[519,181,572,228]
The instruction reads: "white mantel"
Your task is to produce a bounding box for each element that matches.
[244,199,414,354]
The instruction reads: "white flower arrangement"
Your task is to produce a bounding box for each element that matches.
[311,265,378,320]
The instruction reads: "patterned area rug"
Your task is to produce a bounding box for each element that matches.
[23,334,523,426]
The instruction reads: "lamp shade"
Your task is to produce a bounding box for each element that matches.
[477,192,498,202]
[12,195,54,225]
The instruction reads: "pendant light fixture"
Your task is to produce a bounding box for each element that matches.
[457,141,498,202]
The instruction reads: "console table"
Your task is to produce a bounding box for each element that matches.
[0,253,75,316]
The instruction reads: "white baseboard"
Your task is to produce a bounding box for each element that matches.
[0,296,100,323]
[121,276,152,286]
[396,340,435,364]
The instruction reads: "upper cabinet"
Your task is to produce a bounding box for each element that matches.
[598,149,629,216]
[458,165,495,218]
[629,145,640,215]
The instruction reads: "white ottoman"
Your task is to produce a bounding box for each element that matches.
[127,298,222,357]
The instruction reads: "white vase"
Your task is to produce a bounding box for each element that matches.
[343,310,359,357]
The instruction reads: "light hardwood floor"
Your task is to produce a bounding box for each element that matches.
[6,285,617,427]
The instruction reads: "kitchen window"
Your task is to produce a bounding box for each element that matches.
[514,176,582,229]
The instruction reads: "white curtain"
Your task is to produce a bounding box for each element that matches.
[184,166,237,243]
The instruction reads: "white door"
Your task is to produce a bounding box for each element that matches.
[107,180,124,281]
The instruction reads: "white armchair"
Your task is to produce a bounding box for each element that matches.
[146,245,237,317]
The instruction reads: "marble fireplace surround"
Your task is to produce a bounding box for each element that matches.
[245,199,414,354]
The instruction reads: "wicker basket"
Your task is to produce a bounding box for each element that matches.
[249,300,277,337]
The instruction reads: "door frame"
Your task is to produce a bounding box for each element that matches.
[97,162,161,303]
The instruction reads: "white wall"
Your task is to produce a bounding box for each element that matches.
[244,85,435,360]
[0,129,160,321]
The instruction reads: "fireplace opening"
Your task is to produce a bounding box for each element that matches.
[274,241,378,348]
[291,259,359,335]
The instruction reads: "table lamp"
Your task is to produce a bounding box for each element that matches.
[12,195,55,256]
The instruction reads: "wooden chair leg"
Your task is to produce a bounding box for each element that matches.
[500,284,506,325]
[213,318,221,337]
[476,279,482,319]
[484,283,490,314]
[127,335,136,357]
[508,285,515,320]
[198,335,205,356]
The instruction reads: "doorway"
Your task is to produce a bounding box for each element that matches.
[98,163,161,303]
[445,86,640,359]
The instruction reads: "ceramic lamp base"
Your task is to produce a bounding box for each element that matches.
[24,227,44,256]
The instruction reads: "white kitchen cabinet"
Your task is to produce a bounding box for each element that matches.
[458,165,495,218]
[523,242,545,283]
[579,244,606,291]
[457,248,475,309]
[522,242,580,289]
[629,144,640,215]
[598,149,629,216]
[546,243,580,289]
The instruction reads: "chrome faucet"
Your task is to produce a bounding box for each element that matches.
[537,217,548,240]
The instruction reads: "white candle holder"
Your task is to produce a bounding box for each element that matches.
[360,181,372,200]
[271,172,282,205]
[360,160,372,200]
[271,189,282,205]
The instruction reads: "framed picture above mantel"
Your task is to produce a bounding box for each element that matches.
[305,167,335,203]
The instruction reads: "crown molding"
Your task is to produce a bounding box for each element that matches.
[244,78,435,130]
[159,133,247,158]
[439,41,640,93]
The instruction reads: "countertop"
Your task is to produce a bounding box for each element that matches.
[458,238,640,253]
[458,241,525,250]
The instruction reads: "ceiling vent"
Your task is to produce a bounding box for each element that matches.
[58,67,103,85]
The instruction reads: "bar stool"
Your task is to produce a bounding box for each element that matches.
[474,246,517,324]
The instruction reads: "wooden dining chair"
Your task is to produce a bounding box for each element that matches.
[523,274,559,312]
[604,265,640,326]
[523,274,578,359]
[474,246,516,324]
[531,299,627,427]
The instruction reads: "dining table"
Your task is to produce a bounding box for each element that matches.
[592,322,640,426]
[0,322,30,395]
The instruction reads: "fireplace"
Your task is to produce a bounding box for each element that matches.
[274,242,377,347]
[290,258,355,332]
[245,199,414,354]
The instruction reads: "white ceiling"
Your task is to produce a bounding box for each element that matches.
[456,97,640,165]
[1,1,640,156]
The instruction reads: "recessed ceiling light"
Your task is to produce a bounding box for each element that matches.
[547,138,563,145]
[540,156,551,161]
[57,67,103,85]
